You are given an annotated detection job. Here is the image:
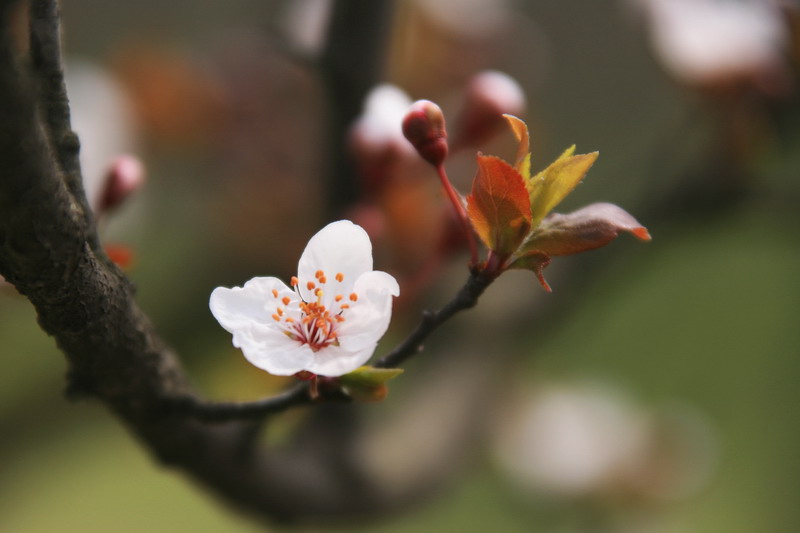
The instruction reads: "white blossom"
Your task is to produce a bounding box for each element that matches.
[210,220,399,377]
[632,0,789,86]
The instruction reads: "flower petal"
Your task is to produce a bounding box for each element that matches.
[337,270,399,353]
[297,220,373,301]
[236,323,315,376]
[305,342,379,377]
[209,277,292,335]
[210,277,311,375]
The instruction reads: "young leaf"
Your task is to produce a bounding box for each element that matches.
[339,366,404,388]
[509,251,552,292]
[503,114,530,175]
[466,155,532,256]
[519,202,651,257]
[528,150,598,227]
[339,366,404,403]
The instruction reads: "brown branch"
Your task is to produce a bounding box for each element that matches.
[376,269,493,367]
[166,268,493,423]
[28,0,99,253]
[0,0,491,525]
[320,0,394,216]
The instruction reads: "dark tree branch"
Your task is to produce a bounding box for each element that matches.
[0,0,499,524]
[320,0,394,216]
[28,0,99,253]
[377,269,493,368]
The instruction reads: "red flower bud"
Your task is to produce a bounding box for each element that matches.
[402,100,449,166]
[98,154,146,214]
[454,71,526,149]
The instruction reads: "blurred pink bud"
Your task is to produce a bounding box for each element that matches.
[98,155,146,214]
[349,85,416,193]
[343,203,386,243]
[402,100,449,167]
[454,71,527,148]
[633,0,790,92]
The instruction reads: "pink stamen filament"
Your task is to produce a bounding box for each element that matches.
[270,276,358,352]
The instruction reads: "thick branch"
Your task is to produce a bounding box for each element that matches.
[28,0,99,252]
[0,0,486,525]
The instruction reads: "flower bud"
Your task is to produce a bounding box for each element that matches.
[98,154,146,214]
[454,70,526,148]
[402,100,449,166]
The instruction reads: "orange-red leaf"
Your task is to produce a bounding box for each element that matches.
[466,155,532,256]
[503,114,530,170]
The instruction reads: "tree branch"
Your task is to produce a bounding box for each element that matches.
[377,269,493,368]
[320,0,394,216]
[165,268,494,423]
[0,0,496,524]
[28,0,99,253]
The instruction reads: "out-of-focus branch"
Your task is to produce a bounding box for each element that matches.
[320,0,394,216]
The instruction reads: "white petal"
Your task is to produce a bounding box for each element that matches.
[297,220,373,301]
[337,270,399,353]
[236,323,315,376]
[305,342,378,377]
[209,277,293,334]
[210,278,311,375]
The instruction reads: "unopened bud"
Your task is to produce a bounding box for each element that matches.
[454,71,526,148]
[402,100,449,166]
[98,154,146,214]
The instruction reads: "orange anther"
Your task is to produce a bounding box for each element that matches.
[335,294,343,302]
[335,315,345,322]
[291,276,299,287]
[272,314,280,321]
[285,317,295,323]
[319,276,327,284]
[315,270,324,279]
[307,281,316,291]
[340,304,349,310]
[335,273,344,282]
[277,308,284,316]
[349,293,358,302]
[272,289,279,298]
[282,296,291,305]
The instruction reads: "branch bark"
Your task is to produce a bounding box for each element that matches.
[0,0,496,524]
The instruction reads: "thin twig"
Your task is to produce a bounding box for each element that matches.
[377,269,493,368]
[167,383,312,422]
[168,269,493,422]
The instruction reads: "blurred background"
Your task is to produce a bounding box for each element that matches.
[2,0,800,531]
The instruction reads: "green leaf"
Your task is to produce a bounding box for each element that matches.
[339,366,404,388]
[527,150,598,227]
[339,366,403,403]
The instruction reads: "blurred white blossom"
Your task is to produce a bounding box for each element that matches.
[631,0,790,89]
[65,60,138,211]
[494,382,717,502]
